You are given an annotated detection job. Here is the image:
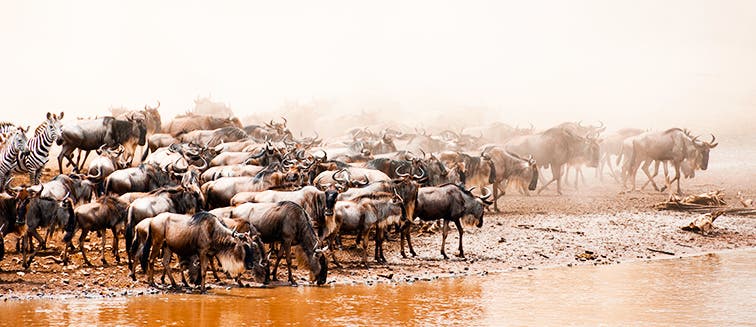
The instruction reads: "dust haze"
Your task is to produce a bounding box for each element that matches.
[2,1,755,137]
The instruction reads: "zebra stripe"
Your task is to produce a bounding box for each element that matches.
[0,129,28,189]
[13,120,60,184]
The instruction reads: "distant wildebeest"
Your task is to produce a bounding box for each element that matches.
[505,126,599,195]
[623,128,717,194]
[481,147,539,211]
[162,113,242,137]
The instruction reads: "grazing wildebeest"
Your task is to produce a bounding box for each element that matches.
[62,195,129,267]
[333,191,403,267]
[104,163,173,195]
[17,193,75,268]
[57,116,147,173]
[505,127,599,195]
[0,127,30,192]
[481,146,539,211]
[624,128,717,194]
[244,201,328,286]
[142,212,266,292]
[403,184,493,259]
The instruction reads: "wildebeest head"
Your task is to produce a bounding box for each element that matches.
[238,232,269,284]
[690,134,717,170]
[311,245,329,285]
[462,186,493,228]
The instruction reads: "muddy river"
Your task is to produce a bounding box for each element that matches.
[2,249,753,326]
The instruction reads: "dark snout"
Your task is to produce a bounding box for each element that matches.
[528,167,539,191]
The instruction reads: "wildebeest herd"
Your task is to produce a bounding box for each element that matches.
[0,104,717,292]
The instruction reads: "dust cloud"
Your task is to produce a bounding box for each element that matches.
[1,1,754,137]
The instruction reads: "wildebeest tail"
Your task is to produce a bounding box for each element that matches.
[140,144,150,162]
[140,226,152,273]
[62,211,77,243]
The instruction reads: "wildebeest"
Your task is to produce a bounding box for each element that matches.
[623,128,717,194]
[178,127,248,148]
[0,192,22,261]
[87,145,128,195]
[200,164,265,184]
[104,163,173,195]
[402,184,493,259]
[228,185,339,240]
[33,174,96,205]
[124,185,205,265]
[244,201,328,286]
[333,191,403,267]
[597,128,644,182]
[162,113,243,137]
[505,126,599,195]
[16,193,75,268]
[142,211,267,292]
[201,164,287,208]
[63,195,130,266]
[481,147,539,211]
[57,116,147,173]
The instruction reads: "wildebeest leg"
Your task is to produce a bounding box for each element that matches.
[360,228,370,268]
[282,241,296,286]
[640,161,659,190]
[199,253,207,293]
[640,161,660,191]
[440,219,450,259]
[99,229,109,267]
[326,236,342,268]
[29,227,46,251]
[538,165,562,195]
[491,181,501,212]
[270,244,284,281]
[399,220,417,258]
[673,162,683,195]
[111,227,120,263]
[80,230,93,267]
[374,226,385,264]
[211,256,227,281]
[452,219,465,258]
[161,249,178,288]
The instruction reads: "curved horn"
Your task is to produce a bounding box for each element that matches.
[88,166,103,180]
[63,191,70,201]
[280,117,287,126]
[709,134,716,144]
[172,156,189,173]
[478,187,492,200]
[412,167,425,180]
[466,186,477,193]
[395,164,411,178]
[96,144,107,155]
[193,157,208,171]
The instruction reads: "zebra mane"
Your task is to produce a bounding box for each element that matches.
[33,121,48,137]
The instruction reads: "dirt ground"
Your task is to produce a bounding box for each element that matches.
[1,144,755,300]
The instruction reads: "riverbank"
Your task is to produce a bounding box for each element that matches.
[2,174,755,301]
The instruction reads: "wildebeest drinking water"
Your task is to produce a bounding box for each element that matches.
[141,212,267,292]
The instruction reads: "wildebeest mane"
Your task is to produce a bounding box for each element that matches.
[189,211,216,226]
[110,119,135,144]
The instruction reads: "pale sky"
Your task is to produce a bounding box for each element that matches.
[1,0,755,132]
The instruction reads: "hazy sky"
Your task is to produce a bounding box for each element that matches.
[1,1,754,131]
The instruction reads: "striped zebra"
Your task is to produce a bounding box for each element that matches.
[13,112,64,185]
[0,126,29,191]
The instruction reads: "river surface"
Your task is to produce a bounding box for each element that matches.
[2,249,754,326]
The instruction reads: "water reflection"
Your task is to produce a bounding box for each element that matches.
[1,250,753,326]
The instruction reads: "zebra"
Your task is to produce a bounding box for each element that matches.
[0,126,30,192]
[12,112,64,184]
